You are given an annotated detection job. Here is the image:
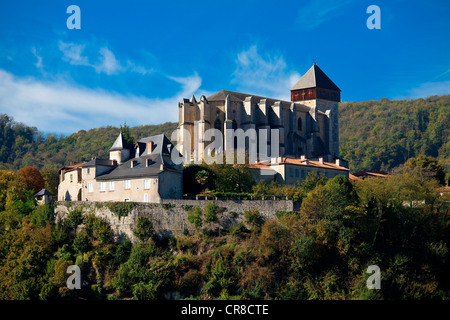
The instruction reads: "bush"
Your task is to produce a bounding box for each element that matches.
[114,236,132,265]
[204,201,219,223]
[161,203,175,210]
[244,209,263,228]
[132,282,158,300]
[65,208,83,230]
[187,206,203,229]
[29,204,54,227]
[84,214,112,245]
[107,202,136,218]
[228,222,249,237]
[181,204,193,211]
[52,222,70,246]
[73,230,92,254]
[134,216,154,242]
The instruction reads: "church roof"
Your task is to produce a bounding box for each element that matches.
[207,90,292,105]
[290,64,341,91]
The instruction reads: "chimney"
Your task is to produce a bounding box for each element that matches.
[300,154,306,160]
[319,156,324,164]
[335,158,341,167]
[147,141,154,154]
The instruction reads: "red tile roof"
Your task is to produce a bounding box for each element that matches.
[248,157,349,171]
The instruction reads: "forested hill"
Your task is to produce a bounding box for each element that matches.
[339,95,449,172]
[0,116,178,170]
[0,95,449,173]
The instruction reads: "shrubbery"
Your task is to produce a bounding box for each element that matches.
[0,160,448,300]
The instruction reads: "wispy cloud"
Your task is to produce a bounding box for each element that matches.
[406,80,450,99]
[58,41,150,76]
[296,0,353,30]
[231,45,300,101]
[59,41,89,66]
[0,69,201,134]
[31,47,43,71]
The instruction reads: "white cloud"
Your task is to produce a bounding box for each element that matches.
[296,0,353,30]
[406,81,450,99]
[94,47,122,75]
[0,69,201,134]
[231,45,300,101]
[58,41,125,75]
[31,47,43,71]
[59,41,89,66]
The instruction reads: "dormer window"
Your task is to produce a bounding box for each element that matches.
[135,144,140,156]
[146,158,153,167]
[131,160,138,168]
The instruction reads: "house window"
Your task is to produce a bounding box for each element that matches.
[87,168,90,174]
[124,180,131,189]
[87,182,93,193]
[70,174,73,183]
[289,168,293,177]
[124,198,130,202]
[100,182,106,192]
[301,170,306,179]
[109,181,115,191]
[144,179,150,190]
[144,194,149,203]
[295,168,299,177]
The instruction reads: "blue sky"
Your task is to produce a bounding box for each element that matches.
[0,0,449,134]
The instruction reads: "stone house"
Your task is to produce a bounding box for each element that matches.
[35,188,53,205]
[249,156,349,185]
[58,133,182,203]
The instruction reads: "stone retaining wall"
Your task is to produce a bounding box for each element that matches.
[55,199,299,242]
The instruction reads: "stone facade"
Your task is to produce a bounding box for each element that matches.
[57,133,183,203]
[177,64,341,164]
[249,156,349,185]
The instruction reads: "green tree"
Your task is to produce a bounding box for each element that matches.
[40,167,59,195]
[187,206,203,229]
[29,204,54,227]
[204,201,219,223]
[73,230,92,254]
[404,154,446,185]
[120,123,135,145]
[134,216,154,242]
[210,164,254,193]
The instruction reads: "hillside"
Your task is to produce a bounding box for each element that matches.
[0,115,178,170]
[0,95,448,173]
[339,95,449,172]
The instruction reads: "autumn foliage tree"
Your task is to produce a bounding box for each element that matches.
[18,166,45,194]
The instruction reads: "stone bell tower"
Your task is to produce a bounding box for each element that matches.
[290,63,341,159]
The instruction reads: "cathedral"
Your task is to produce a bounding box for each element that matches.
[177,63,343,164]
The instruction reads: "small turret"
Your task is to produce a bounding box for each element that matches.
[109,132,132,164]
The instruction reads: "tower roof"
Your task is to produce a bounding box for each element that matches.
[290,64,340,91]
[109,132,134,151]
